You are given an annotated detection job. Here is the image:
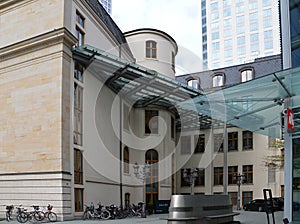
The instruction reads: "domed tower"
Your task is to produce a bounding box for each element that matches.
[124,28,178,78]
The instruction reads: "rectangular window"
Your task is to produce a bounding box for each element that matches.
[74,83,83,146]
[263,19,272,28]
[236,15,244,26]
[212,32,220,40]
[264,30,273,39]
[74,149,83,184]
[195,169,205,186]
[194,134,205,153]
[74,62,84,82]
[237,36,245,45]
[242,191,253,205]
[264,40,273,50]
[250,33,259,42]
[212,42,220,50]
[181,136,191,155]
[250,22,259,31]
[223,18,232,27]
[228,132,238,151]
[237,46,246,55]
[123,104,130,131]
[243,165,253,184]
[224,39,232,48]
[214,134,224,151]
[241,70,254,82]
[145,110,158,134]
[223,8,231,17]
[75,11,85,46]
[229,192,238,206]
[243,131,253,150]
[236,5,244,14]
[214,167,223,185]
[75,188,84,212]
[228,166,238,185]
[146,40,157,59]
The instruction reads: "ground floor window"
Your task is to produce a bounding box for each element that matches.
[228,192,237,206]
[75,188,84,212]
[242,191,253,206]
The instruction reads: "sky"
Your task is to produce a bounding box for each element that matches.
[111,0,204,74]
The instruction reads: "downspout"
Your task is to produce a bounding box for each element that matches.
[119,45,123,208]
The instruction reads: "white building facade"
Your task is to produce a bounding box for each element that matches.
[201,0,281,69]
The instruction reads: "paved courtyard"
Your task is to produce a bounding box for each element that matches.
[0,210,285,224]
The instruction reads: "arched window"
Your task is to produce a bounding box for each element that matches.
[187,78,200,89]
[145,149,159,204]
[212,73,225,87]
[146,40,157,59]
[123,146,129,174]
[240,68,254,82]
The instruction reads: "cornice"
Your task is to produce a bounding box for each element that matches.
[0,27,77,62]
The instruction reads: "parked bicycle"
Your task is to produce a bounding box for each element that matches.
[41,204,57,222]
[5,205,14,222]
[83,202,111,220]
[127,203,142,217]
[15,205,28,223]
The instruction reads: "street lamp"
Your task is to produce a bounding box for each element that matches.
[133,162,150,218]
[183,168,202,195]
[235,173,245,210]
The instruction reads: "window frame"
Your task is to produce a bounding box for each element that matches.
[212,73,225,87]
[74,149,83,184]
[214,167,224,185]
[74,188,84,212]
[74,82,83,146]
[243,165,253,184]
[75,10,85,46]
[243,131,253,150]
[228,166,238,185]
[146,40,157,59]
[228,132,238,151]
[187,78,200,89]
[240,68,254,83]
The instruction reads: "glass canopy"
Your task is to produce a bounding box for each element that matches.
[73,45,300,138]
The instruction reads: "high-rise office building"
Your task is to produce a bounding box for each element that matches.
[201,0,281,69]
[98,0,111,14]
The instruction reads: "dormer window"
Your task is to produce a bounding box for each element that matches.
[187,78,200,89]
[241,68,254,82]
[212,73,225,87]
[146,40,157,59]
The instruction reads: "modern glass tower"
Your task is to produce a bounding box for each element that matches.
[201,0,281,69]
[98,0,112,14]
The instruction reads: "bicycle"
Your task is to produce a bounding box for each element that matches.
[5,205,14,222]
[42,204,57,222]
[26,205,45,222]
[15,205,28,223]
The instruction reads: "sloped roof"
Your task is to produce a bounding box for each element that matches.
[85,0,133,56]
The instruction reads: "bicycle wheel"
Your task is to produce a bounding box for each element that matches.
[100,210,110,220]
[17,212,28,223]
[34,211,45,221]
[47,212,57,222]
